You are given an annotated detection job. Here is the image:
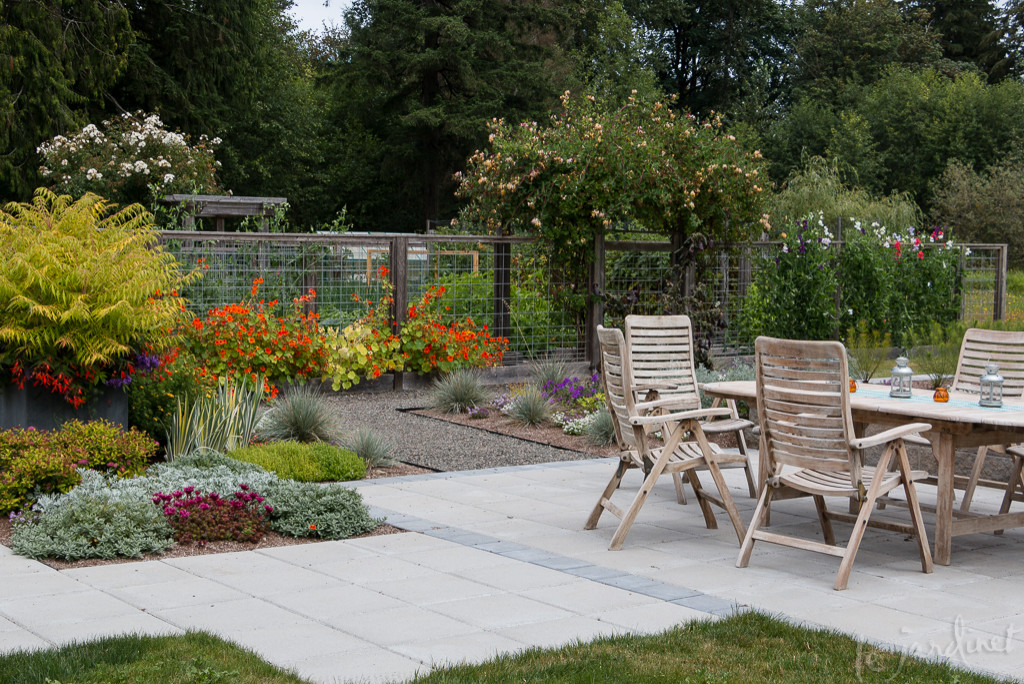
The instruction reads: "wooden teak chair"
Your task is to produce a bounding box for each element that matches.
[942,329,1024,513]
[585,325,747,550]
[737,337,933,591]
[625,314,758,501]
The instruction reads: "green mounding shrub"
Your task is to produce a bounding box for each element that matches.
[430,369,488,414]
[10,489,173,560]
[229,442,365,482]
[508,384,550,426]
[256,384,343,444]
[265,479,382,539]
[0,420,156,513]
[585,408,617,446]
[344,428,396,468]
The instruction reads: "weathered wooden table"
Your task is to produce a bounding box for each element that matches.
[702,380,1024,566]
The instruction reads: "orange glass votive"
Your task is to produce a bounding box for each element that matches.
[933,387,949,402]
[849,379,857,393]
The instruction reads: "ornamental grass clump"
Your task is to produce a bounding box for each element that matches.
[585,408,617,446]
[153,485,272,544]
[165,375,263,461]
[529,358,577,388]
[430,369,488,414]
[343,428,396,468]
[508,384,550,426]
[255,384,342,444]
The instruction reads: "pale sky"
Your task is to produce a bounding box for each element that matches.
[288,0,351,33]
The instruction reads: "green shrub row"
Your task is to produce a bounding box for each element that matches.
[0,420,156,513]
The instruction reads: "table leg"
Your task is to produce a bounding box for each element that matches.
[932,432,955,566]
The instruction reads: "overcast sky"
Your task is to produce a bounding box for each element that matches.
[288,0,351,33]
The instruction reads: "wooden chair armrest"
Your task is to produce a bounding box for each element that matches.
[633,396,701,413]
[629,407,732,427]
[850,423,932,450]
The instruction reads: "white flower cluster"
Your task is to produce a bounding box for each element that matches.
[552,411,599,436]
[36,110,221,193]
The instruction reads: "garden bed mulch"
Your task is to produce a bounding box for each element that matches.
[0,462,432,571]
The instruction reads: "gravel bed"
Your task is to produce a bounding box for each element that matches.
[325,388,600,472]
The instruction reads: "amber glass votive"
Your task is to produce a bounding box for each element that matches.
[933,387,949,402]
[849,379,857,393]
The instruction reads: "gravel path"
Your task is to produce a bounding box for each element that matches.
[325,388,600,472]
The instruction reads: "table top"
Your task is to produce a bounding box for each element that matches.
[701,380,1024,432]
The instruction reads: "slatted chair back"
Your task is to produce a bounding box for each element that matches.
[624,315,701,411]
[596,325,646,453]
[952,328,1024,398]
[756,336,858,480]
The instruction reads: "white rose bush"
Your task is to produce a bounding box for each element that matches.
[37,112,221,207]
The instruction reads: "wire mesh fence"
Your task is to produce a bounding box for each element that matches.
[159,232,1007,366]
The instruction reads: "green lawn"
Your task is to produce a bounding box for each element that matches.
[0,613,1001,684]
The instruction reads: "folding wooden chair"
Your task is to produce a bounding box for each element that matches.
[585,325,747,550]
[625,314,757,502]
[940,329,1024,513]
[737,337,933,591]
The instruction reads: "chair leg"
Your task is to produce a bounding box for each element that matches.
[608,457,671,551]
[737,485,773,568]
[995,455,1024,535]
[813,495,836,545]
[672,472,689,505]
[960,446,989,513]
[896,442,934,575]
[834,444,897,591]
[684,470,719,531]
[705,461,747,543]
[585,459,630,530]
[736,433,758,500]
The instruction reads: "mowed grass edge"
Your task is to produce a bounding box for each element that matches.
[0,613,1002,683]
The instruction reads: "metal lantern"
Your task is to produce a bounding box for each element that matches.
[890,356,914,399]
[979,363,1005,408]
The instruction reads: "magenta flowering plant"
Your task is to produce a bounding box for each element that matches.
[151,484,272,544]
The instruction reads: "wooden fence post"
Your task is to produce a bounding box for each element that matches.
[585,232,606,368]
[494,236,512,352]
[390,237,409,390]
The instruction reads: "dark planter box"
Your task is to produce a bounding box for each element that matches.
[0,383,128,431]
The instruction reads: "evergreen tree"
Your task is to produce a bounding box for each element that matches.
[623,0,790,116]
[903,0,1012,81]
[330,0,573,232]
[0,1,131,200]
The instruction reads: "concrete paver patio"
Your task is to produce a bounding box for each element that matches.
[1,457,1023,683]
